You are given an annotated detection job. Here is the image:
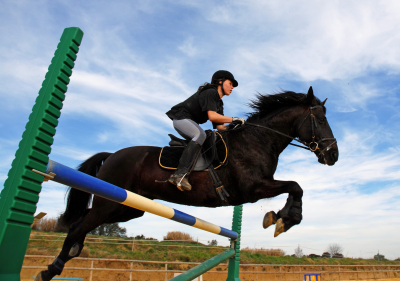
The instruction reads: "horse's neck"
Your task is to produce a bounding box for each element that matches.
[253,107,301,153]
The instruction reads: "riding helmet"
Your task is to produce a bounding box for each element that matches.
[211,70,238,87]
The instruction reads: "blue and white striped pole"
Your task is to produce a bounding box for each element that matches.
[45,160,238,240]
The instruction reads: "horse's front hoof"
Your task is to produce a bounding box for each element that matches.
[262,211,277,229]
[34,272,44,281]
[274,218,285,237]
[34,271,53,281]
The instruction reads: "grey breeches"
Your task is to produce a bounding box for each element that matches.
[173,119,207,145]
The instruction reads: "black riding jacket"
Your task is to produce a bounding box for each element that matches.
[166,87,224,128]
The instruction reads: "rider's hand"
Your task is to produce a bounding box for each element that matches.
[232,117,246,125]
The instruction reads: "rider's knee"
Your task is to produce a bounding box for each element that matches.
[195,130,207,145]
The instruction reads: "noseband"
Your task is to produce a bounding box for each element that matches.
[245,105,337,164]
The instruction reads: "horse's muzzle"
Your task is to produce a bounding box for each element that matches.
[323,148,339,166]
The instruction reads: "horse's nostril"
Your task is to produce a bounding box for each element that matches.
[332,151,338,161]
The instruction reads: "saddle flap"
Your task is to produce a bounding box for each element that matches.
[160,131,227,171]
[193,131,216,171]
[168,134,188,147]
[169,140,184,147]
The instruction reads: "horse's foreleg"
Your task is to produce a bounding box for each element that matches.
[257,180,303,237]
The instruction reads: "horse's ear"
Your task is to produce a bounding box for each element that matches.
[321,98,328,106]
[306,86,316,105]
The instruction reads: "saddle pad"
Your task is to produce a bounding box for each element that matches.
[159,132,228,171]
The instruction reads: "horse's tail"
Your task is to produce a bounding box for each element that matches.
[58,152,112,229]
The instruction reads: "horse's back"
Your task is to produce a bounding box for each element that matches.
[97,145,223,206]
[97,146,163,190]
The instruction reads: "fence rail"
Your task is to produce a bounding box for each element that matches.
[29,234,226,250]
[23,255,400,281]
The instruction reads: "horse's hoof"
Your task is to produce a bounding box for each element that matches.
[34,272,43,281]
[262,211,277,229]
[274,218,285,237]
[34,271,53,281]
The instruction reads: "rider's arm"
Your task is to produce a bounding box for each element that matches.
[216,124,227,131]
[207,110,233,123]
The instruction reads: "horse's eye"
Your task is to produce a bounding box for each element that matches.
[319,117,326,123]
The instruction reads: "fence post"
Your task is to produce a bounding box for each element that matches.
[165,263,168,281]
[129,262,133,281]
[338,266,341,281]
[373,266,376,279]
[280,266,282,281]
[299,265,302,281]
[226,205,243,281]
[89,260,94,281]
[255,266,258,281]
[132,237,135,251]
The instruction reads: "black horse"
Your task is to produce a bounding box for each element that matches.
[36,87,338,281]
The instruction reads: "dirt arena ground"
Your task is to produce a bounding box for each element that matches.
[21,276,400,281]
[21,256,400,281]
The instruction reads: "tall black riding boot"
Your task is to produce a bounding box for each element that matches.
[168,140,202,191]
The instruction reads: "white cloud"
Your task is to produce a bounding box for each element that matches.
[178,37,197,57]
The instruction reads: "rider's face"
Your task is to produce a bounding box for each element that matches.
[221,80,234,96]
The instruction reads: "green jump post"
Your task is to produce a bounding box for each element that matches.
[170,249,235,281]
[0,27,84,281]
[226,205,243,281]
[169,205,243,281]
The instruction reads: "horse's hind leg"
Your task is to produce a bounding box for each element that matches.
[36,200,145,281]
[35,216,89,281]
[35,208,110,281]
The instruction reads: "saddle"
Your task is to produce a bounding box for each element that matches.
[159,130,228,171]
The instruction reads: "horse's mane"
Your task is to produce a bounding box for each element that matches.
[246,90,324,121]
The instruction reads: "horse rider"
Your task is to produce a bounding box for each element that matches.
[166,70,245,191]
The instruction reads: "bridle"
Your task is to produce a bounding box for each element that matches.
[245,104,337,164]
[297,105,336,151]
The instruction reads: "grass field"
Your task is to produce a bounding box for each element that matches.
[27,230,400,265]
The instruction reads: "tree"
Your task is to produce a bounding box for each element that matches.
[208,239,218,246]
[326,243,343,256]
[89,223,127,237]
[294,245,304,258]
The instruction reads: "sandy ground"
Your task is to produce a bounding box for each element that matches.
[22,277,400,281]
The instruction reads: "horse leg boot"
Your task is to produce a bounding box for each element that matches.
[274,184,303,237]
[168,140,202,191]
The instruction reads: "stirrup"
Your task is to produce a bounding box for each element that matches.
[168,174,192,191]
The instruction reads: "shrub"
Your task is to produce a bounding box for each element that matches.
[163,231,194,241]
[31,217,58,232]
[135,234,157,240]
[241,247,285,256]
[176,254,190,262]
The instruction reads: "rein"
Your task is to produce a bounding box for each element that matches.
[245,105,337,163]
[245,122,310,150]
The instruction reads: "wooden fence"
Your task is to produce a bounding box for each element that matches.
[22,255,400,281]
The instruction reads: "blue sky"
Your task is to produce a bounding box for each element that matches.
[1,1,400,259]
